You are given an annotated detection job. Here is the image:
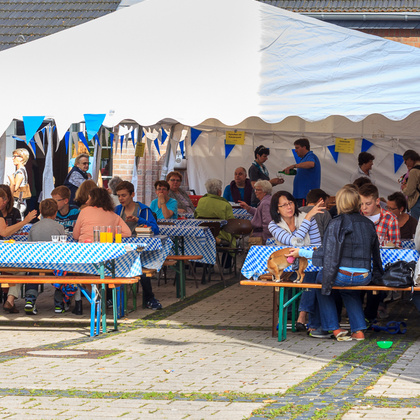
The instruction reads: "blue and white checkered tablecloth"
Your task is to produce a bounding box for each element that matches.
[158,225,216,265]
[6,233,172,273]
[0,242,143,277]
[241,245,420,280]
[180,208,253,220]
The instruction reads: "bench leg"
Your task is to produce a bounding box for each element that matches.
[113,286,118,331]
[278,287,285,341]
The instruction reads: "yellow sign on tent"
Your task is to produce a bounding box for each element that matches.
[335,137,355,154]
[226,131,245,145]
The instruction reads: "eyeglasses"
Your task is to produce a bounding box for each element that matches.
[12,155,21,159]
[278,201,294,209]
[254,188,263,192]
[55,198,65,202]
[168,179,181,182]
[156,188,168,192]
[385,206,398,211]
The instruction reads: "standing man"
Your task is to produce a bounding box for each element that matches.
[350,152,375,184]
[223,167,253,205]
[283,138,321,207]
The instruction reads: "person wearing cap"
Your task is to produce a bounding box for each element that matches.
[248,145,284,207]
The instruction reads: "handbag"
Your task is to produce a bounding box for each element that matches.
[13,184,31,199]
[380,260,416,288]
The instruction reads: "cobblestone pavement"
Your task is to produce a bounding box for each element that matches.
[0,271,420,419]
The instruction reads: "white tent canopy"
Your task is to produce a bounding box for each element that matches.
[1,0,420,196]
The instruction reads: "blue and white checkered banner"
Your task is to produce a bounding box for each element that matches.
[0,243,143,277]
[242,245,420,281]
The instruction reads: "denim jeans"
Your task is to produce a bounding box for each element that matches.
[298,271,320,329]
[316,269,371,333]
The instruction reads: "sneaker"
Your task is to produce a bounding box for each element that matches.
[309,328,331,339]
[351,331,365,341]
[55,306,65,313]
[107,299,113,308]
[333,328,352,341]
[146,298,162,310]
[24,300,38,315]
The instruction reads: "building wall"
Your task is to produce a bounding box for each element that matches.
[112,140,168,206]
[360,29,420,48]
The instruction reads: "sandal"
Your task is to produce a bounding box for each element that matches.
[295,322,307,332]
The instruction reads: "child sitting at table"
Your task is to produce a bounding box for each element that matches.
[24,199,65,315]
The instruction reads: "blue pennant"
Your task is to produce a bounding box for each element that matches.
[292,149,300,163]
[23,116,45,145]
[154,138,161,156]
[84,114,106,141]
[131,130,136,148]
[12,135,25,143]
[328,145,339,163]
[29,138,37,156]
[179,140,185,158]
[93,133,100,145]
[110,133,114,155]
[161,129,167,145]
[120,135,124,152]
[225,142,234,159]
[394,154,404,173]
[191,127,202,147]
[78,132,90,152]
[361,138,374,153]
[64,132,70,154]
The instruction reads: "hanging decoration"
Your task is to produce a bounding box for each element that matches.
[120,135,124,152]
[225,141,234,159]
[361,138,374,153]
[394,154,404,173]
[110,132,114,156]
[161,128,168,145]
[64,132,70,153]
[84,113,106,141]
[179,140,185,158]
[131,130,136,148]
[327,145,339,163]
[190,127,202,146]
[22,116,45,145]
[154,138,161,156]
[78,132,90,152]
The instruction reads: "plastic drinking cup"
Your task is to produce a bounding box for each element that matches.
[93,226,100,243]
[51,235,59,242]
[115,226,122,243]
[59,235,67,243]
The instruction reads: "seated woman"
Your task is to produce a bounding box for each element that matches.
[73,187,131,242]
[74,179,97,209]
[386,192,418,239]
[238,180,272,244]
[150,181,178,220]
[268,190,324,332]
[166,171,195,214]
[287,186,383,340]
[0,187,37,313]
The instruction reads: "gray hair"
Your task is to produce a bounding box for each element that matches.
[108,176,123,194]
[205,178,222,195]
[254,180,272,195]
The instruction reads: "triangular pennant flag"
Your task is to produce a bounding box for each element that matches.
[146,138,152,153]
[110,133,114,156]
[225,142,234,159]
[292,149,300,163]
[179,140,185,158]
[84,113,106,141]
[34,131,45,155]
[23,116,45,145]
[131,130,136,148]
[93,133,100,145]
[190,127,202,147]
[361,138,374,153]
[64,131,70,154]
[78,132,90,152]
[394,154,404,173]
[12,135,25,143]
[120,135,124,152]
[161,128,167,145]
[327,145,339,163]
[29,138,37,156]
[154,138,161,156]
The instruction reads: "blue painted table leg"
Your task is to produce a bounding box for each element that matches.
[278,287,285,341]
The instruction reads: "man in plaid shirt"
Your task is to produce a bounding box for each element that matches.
[359,183,401,247]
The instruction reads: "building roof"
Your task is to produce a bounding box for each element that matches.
[259,1,420,13]
[0,0,120,51]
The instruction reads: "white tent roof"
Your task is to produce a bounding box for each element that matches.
[2,0,420,138]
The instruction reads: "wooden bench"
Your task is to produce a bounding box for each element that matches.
[240,277,420,342]
[0,271,137,337]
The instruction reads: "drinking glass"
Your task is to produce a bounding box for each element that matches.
[115,226,122,243]
[51,235,59,242]
[106,226,113,243]
[59,235,67,243]
[99,226,107,243]
[93,226,100,243]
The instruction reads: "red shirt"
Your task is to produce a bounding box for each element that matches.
[374,208,401,247]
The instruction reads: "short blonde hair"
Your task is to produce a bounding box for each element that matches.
[13,148,29,164]
[336,187,360,214]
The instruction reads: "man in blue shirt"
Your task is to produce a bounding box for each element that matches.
[223,167,253,205]
[51,186,80,232]
[283,138,321,207]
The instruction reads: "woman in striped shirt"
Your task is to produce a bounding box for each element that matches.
[268,191,323,246]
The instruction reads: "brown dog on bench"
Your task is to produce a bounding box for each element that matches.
[266,248,308,283]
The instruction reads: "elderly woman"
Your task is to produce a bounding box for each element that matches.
[238,180,272,244]
[166,171,195,214]
[194,178,235,247]
[287,186,383,340]
[150,180,178,220]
